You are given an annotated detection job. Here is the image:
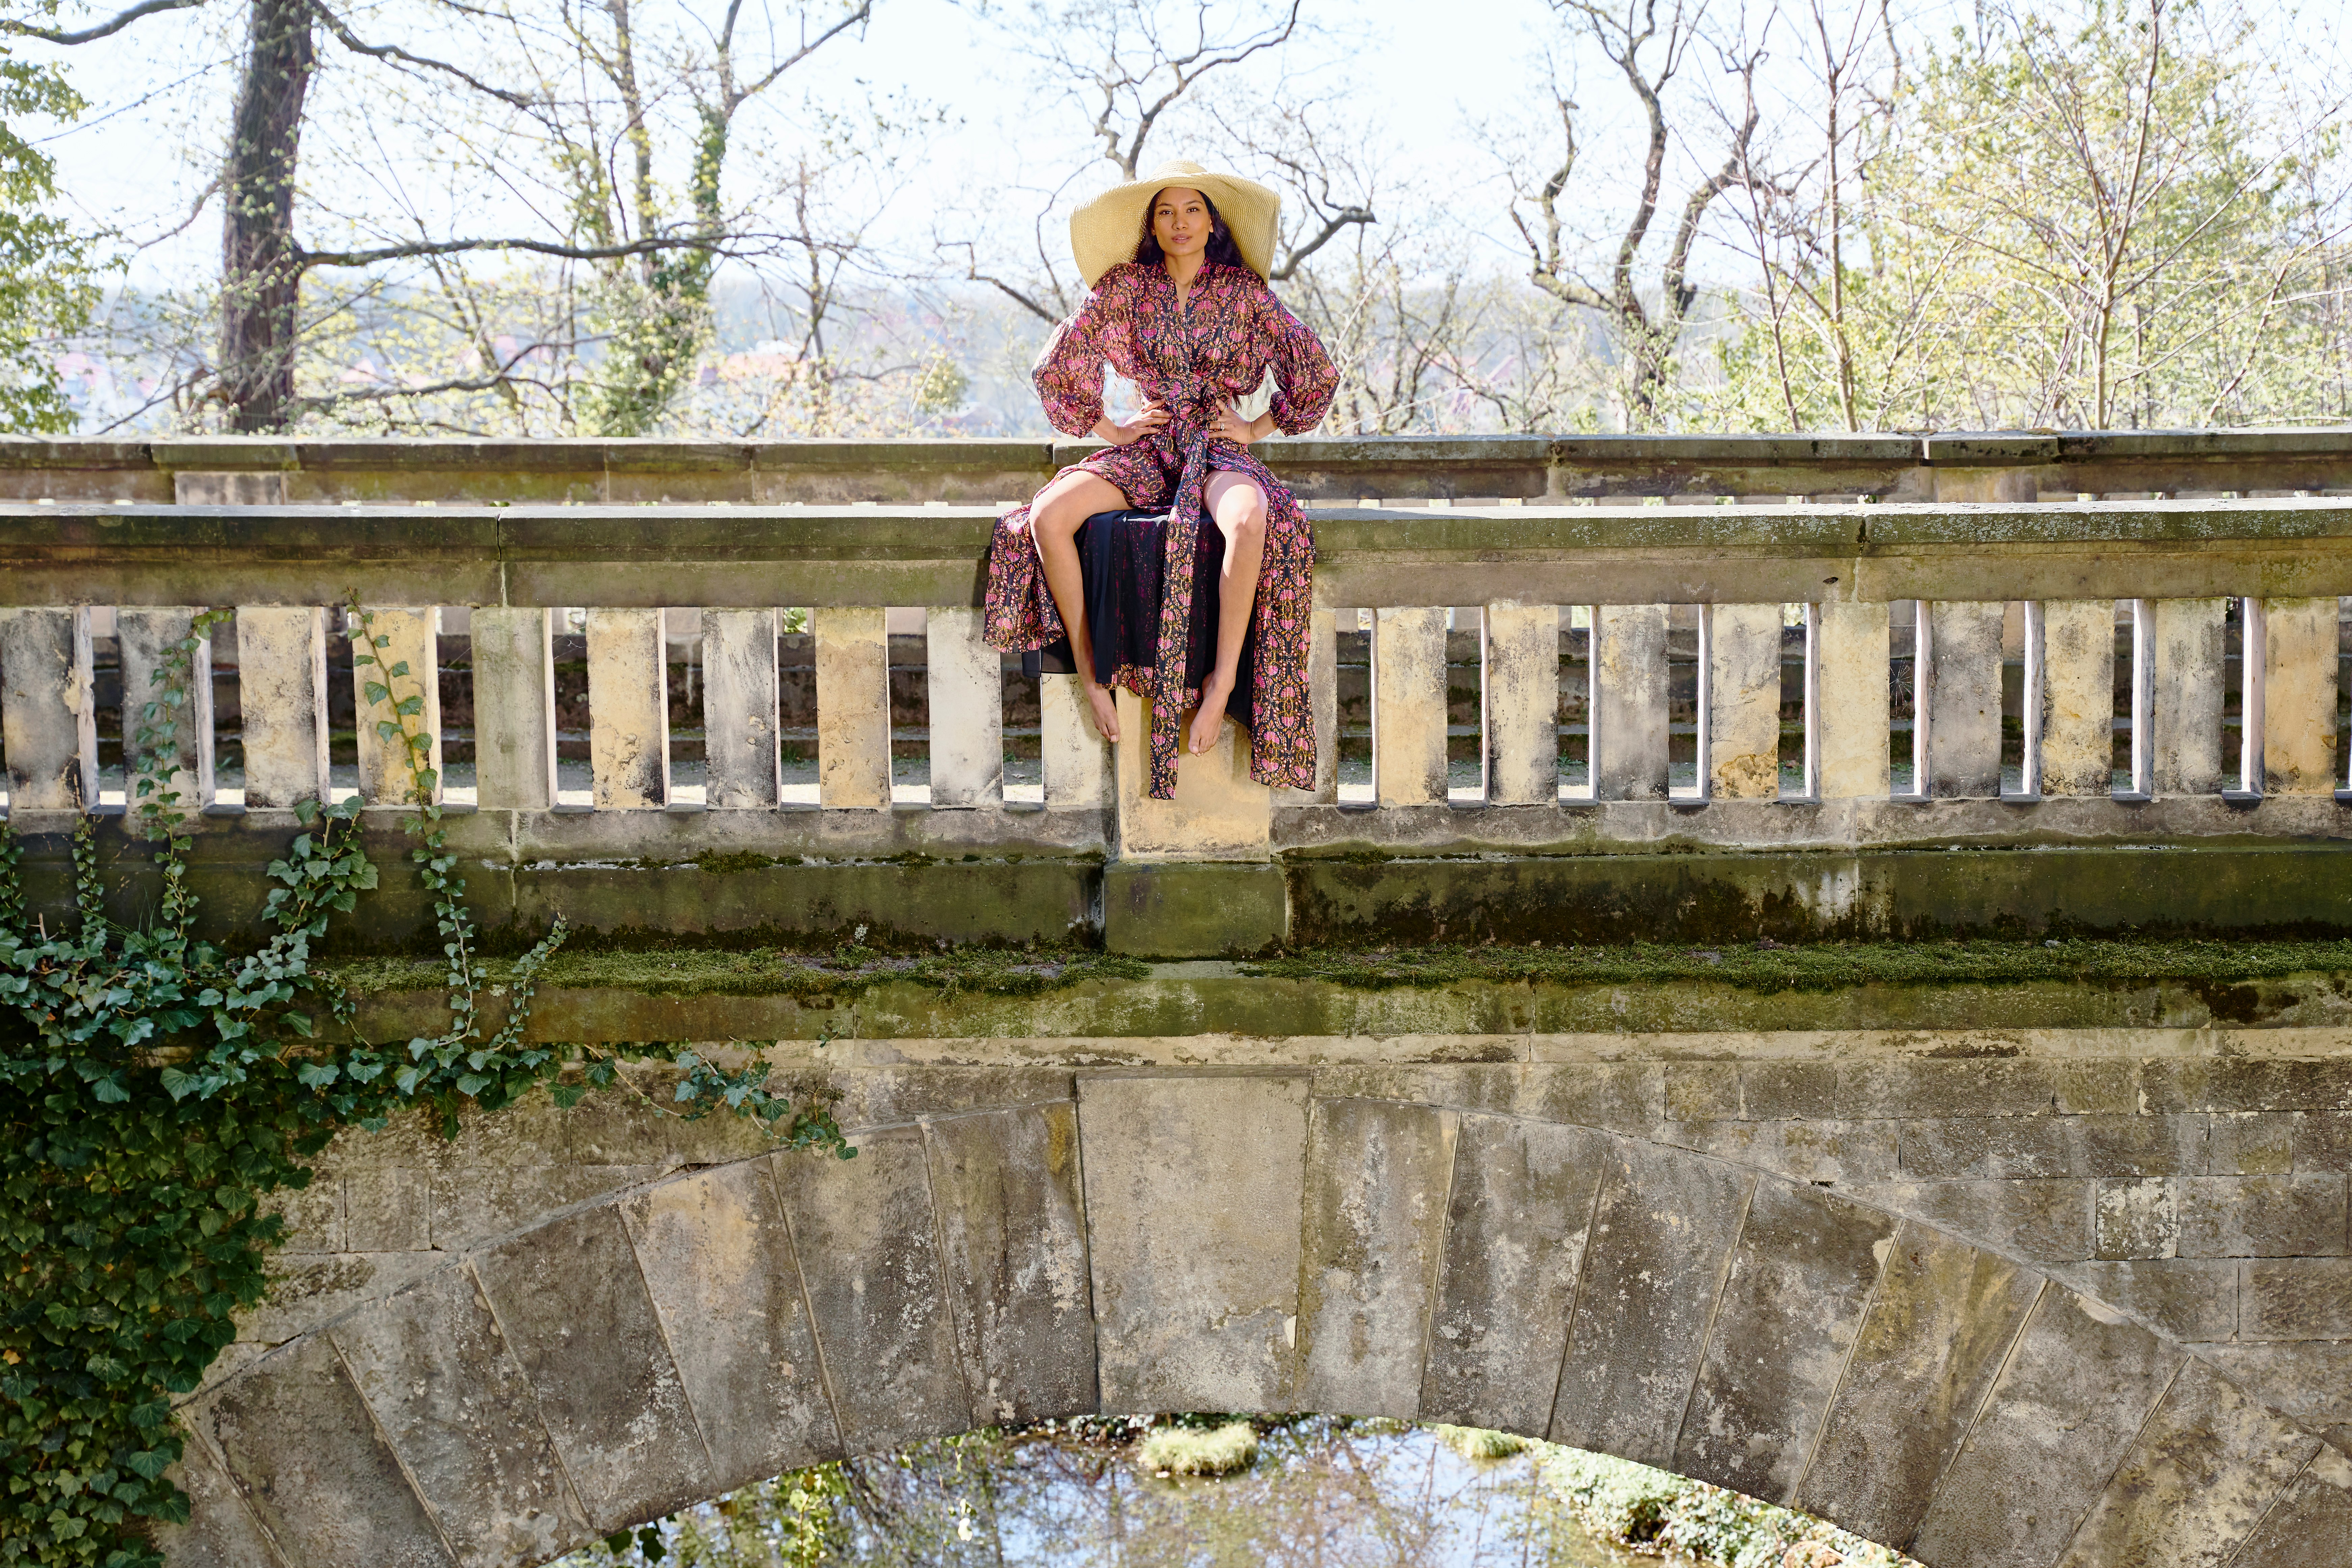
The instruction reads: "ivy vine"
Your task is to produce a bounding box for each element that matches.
[1,604,849,1568]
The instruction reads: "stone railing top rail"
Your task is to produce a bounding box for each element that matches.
[7,429,2352,505]
[9,496,2352,608]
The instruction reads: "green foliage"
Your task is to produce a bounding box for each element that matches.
[0,28,105,433]
[0,605,848,1567]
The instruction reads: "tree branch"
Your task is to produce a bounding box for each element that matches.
[0,0,205,45]
[1268,206,1372,280]
[314,1,537,108]
[297,232,727,271]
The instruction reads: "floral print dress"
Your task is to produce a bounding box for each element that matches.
[982,260,1339,799]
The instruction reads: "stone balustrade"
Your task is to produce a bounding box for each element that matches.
[7,440,2352,952]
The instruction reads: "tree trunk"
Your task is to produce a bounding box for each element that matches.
[219,0,314,432]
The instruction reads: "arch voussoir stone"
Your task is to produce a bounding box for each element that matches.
[160,1073,2350,1568]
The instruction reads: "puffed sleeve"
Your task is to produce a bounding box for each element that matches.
[1260,282,1338,435]
[1031,278,1116,436]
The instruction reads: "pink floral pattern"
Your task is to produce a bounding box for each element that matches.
[982,260,1338,798]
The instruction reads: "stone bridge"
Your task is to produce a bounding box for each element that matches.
[6,433,2352,1565]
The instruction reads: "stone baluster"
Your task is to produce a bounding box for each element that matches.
[1293,599,1339,803]
[813,607,891,809]
[2252,597,2341,795]
[1592,605,1669,801]
[0,607,95,811]
[2131,598,2226,795]
[1040,676,1112,809]
[925,607,1003,808]
[471,608,557,811]
[2028,600,2116,797]
[703,608,782,809]
[1917,601,2004,798]
[235,607,331,808]
[117,606,215,814]
[587,608,668,809]
[1706,603,1783,799]
[1482,601,1558,805]
[353,607,442,806]
[1812,601,1889,800]
[1373,606,1448,808]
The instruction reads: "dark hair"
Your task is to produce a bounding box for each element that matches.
[1132,187,1249,271]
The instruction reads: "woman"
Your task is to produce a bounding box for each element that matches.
[982,158,1338,801]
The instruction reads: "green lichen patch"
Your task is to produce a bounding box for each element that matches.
[1241,937,2352,994]
[332,943,1153,1002]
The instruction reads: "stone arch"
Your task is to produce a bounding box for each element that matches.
[158,1075,2352,1568]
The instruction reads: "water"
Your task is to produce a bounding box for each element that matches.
[562,1419,1652,1568]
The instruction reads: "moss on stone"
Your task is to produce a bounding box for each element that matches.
[330,944,1153,1001]
[1239,937,2352,993]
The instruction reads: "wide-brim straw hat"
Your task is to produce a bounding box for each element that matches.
[1069,159,1282,287]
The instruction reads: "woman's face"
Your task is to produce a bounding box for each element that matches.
[1151,188,1213,261]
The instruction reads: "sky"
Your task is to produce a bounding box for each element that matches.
[25,0,1747,286]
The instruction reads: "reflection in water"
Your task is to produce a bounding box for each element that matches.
[560,1417,1914,1568]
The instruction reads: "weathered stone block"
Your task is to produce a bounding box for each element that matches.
[2061,1258,2241,1342]
[1741,1058,2054,1121]
[193,1335,456,1568]
[1910,1289,2184,1567]
[1512,1061,1664,1134]
[1373,606,1448,806]
[2035,598,2116,796]
[701,608,782,808]
[1078,1073,1308,1413]
[1815,599,1889,799]
[1593,603,1669,801]
[1421,1115,1607,1435]
[768,1125,968,1452]
[472,1206,714,1530]
[1039,673,1112,806]
[1112,687,1272,859]
[0,605,94,808]
[236,605,331,807]
[1297,1098,1456,1418]
[355,607,441,806]
[2260,597,2342,795]
[1663,1061,1740,1122]
[1102,860,1286,957]
[2176,1174,2349,1257]
[2096,1176,2178,1260]
[2210,1112,2298,1176]
[1707,602,1784,800]
[923,1103,1098,1425]
[925,606,1004,808]
[245,1252,446,1346]
[343,1165,431,1252]
[586,608,668,809]
[1667,1118,1898,1185]
[1793,1223,2040,1547]
[1921,600,2003,798]
[1550,1139,1753,1467]
[2054,1358,2320,1568]
[261,1175,345,1254]
[1482,601,1558,805]
[2228,1443,2352,1568]
[330,1267,591,1567]
[118,606,215,811]
[154,1435,289,1568]
[2242,1258,2352,1340]
[2141,1059,2352,1114]
[1901,1113,2207,1180]
[1676,1181,1897,1502]
[1850,1178,2092,1263]
[813,606,891,808]
[2146,597,2228,794]
[617,1161,841,1489]
[470,607,557,810]
[429,1164,664,1251]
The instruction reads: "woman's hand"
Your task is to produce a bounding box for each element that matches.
[1096,398,1170,447]
[1210,400,1273,447]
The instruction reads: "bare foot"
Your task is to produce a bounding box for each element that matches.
[1187,676,1233,754]
[1084,680,1121,742]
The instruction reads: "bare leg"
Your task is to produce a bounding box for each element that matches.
[1189,471,1268,755]
[1028,470,1132,741]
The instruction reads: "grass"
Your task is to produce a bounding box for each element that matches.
[329,945,1152,1000]
[1138,1422,1259,1476]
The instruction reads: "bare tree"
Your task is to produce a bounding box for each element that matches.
[1508,0,1771,427]
[946,0,1328,323]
